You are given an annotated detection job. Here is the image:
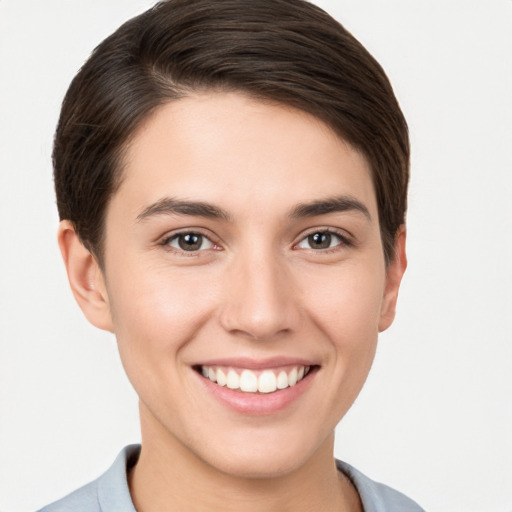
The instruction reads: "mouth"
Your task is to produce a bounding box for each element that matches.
[194,364,315,394]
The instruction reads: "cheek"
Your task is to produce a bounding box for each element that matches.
[301,260,386,342]
[106,260,220,357]
[293,263,384,424]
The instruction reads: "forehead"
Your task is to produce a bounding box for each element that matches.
[113,92,377,221]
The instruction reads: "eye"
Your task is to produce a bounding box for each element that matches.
[296,230,347,250]
[166,232,214,252]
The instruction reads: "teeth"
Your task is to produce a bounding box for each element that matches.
[276,371,289,390]
[288,367,298,386]
[226,369,239,389]
[216,368,227,387]
[240,370,258,392]
[201,365,311,394]
[258,370,277,393]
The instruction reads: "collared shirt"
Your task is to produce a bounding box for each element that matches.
[37,445,425,512]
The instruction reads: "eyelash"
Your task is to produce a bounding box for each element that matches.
[293,228,353,253]
[159,227,353,256]
[160,230,220,256]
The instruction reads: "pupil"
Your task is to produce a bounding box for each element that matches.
[309,232,331,249]
[179,233,202,251]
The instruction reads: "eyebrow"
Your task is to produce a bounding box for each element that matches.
[136,197,232,222]
[136,195,371,223]
[290,195,371,221]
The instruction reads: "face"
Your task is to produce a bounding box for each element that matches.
[71,92,405,479]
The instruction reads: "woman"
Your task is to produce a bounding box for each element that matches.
[40,0,423,510]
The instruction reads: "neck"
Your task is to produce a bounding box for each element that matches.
[128,409,361,512]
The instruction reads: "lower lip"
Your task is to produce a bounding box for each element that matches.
[196,369,316,415]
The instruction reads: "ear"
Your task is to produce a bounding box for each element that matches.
[378,225,407,332]
[58,220,114,332]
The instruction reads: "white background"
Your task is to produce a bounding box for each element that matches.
[1,1,511,511]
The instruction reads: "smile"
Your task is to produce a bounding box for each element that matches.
[199,365,311,394]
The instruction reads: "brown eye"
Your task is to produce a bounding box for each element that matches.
[308,232,333,249]
[297,231,346,250]
[168,233,213,252]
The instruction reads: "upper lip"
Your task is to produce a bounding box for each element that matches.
[194,356,318,370]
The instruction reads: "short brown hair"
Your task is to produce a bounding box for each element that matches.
[53,0,409,264]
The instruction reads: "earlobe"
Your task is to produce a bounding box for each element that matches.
[58,220,114,332]
[378,226,407,332]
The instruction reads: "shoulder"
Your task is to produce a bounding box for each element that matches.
[36,445,140,512]
[37,479,100,512]
[336,460,425,512]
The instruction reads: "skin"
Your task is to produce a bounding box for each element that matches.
[59,92,406,512]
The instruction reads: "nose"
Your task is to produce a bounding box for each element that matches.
[219,248,301,341]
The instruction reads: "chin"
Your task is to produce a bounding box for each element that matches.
[196,428,328,480]
[211,452,304,480]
